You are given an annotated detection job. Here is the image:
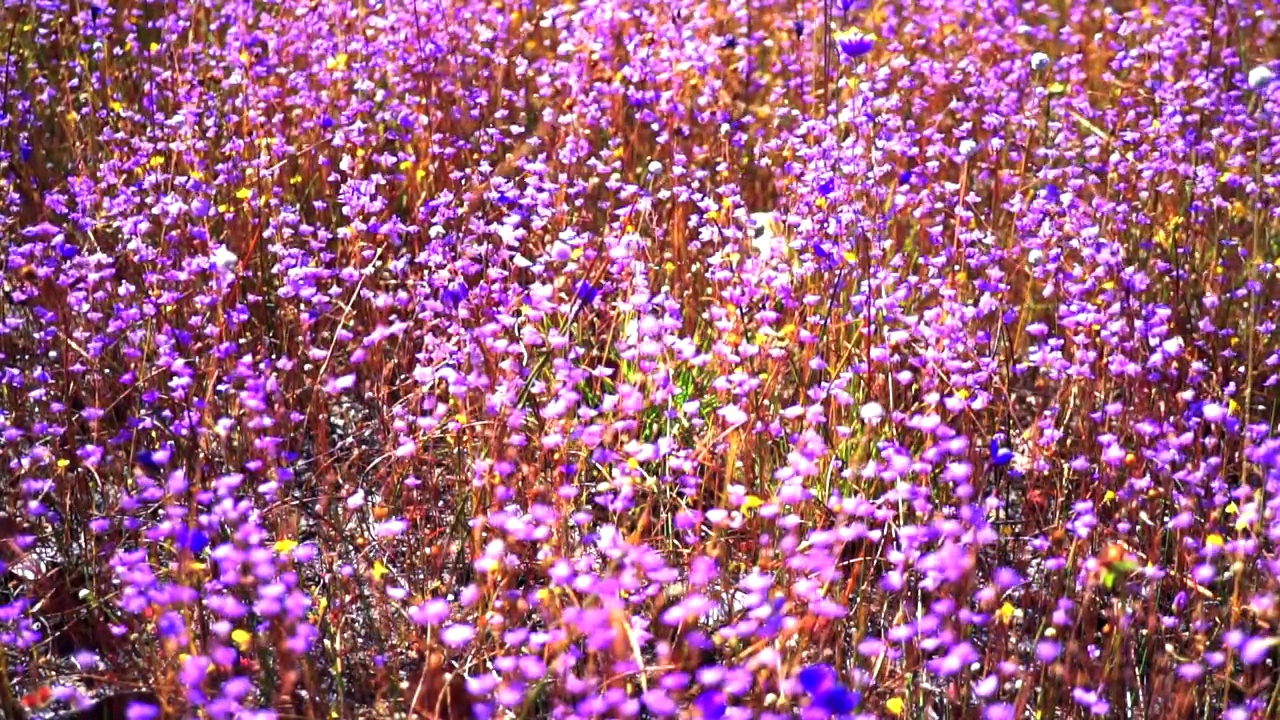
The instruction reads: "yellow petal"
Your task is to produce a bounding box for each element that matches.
[998,602,1015,622]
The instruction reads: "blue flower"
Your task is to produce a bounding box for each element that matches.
[816,686,861,714]
[990,435,1015,467]
[801,663,839,693]
[175,525,210,556]
[692,690,726,719]
[442,281,468,308]
[798,664,861,716]
[834,28,876,60]
[133,449,163,476]
[574,279,601,305]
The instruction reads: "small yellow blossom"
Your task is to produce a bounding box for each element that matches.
[326,53,349,71]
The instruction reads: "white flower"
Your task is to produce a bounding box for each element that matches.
[211,245,239,273]
[859,401,884,424]
[1248,65,1275,90]
[718,404,749,427]
[1029,52,1051,72]
[958,138,979,159]
[748,211,790,262]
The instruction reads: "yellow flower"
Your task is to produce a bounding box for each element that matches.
[997,602,1019,623]
[231,628,252,650]
[371,559,389,581]
[273,539,298,554]
[886,697,905,715]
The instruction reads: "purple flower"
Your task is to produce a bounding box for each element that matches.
[324,373,357,394]
[1035,639,1061,663]
[374,518,408,538]
[1201,402,1229,423]
[797,664,838,695]
[175,525,209,556]
[441,623,476,648]
[833,28,876,59]
[442,281,468,308]
[815,686,860,715]
[1240,636,1276,665]
[642,689,678,716]
[125,698,161,720]
[985,704,1015,720]
[797,664,860,714]
[693,690,727,719]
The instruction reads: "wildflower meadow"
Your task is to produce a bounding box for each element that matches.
[2,0,1280,718]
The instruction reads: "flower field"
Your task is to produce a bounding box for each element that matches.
[2,0,1280,718]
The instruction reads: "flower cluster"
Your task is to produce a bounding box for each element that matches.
[2,0,1280,718]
